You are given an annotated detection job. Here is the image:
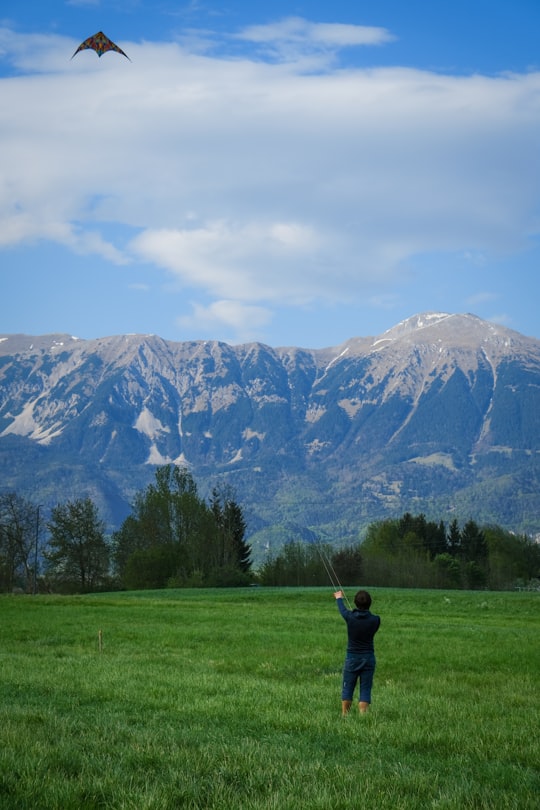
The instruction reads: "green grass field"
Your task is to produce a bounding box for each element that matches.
[0,587,538,809]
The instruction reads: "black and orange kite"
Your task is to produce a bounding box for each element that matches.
[71,31,131,61]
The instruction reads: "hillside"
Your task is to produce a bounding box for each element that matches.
[1,312,539,556]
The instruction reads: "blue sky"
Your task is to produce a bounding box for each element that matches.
[1,1,539,347]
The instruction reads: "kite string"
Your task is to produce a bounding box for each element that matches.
[316,540,353,609]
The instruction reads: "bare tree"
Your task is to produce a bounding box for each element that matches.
[0,493,39,592]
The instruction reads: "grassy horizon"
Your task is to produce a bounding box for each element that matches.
[0,587,538,808]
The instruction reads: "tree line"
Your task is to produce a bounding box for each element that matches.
[250,512,539,591]
[1,474,539,593]
[0,466,251,594]
[354,513,540,590]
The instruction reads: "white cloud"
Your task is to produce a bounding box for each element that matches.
[178,299,272,341]
[237,17,394,49]
[1,25,540,340]
[130,220,327,302]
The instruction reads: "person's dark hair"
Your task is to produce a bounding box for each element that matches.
[354,590,372,610]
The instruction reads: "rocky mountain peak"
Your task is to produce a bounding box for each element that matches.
[374,311,536,352]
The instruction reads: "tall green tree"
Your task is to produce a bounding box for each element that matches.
[460,519,487,563]
[433,552,462,588]
[362,519,400,557]
[113,466,205,586]
[113,466,251,588]
[45,497,109,593]
[397,512,447,558]
[447,519,461,557]
[210,486,251,573]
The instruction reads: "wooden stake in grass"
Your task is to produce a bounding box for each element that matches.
[98,629,103,653]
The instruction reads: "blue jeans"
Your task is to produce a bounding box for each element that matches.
[341,653,376,703]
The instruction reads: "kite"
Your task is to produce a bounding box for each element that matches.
[71,31,131,61]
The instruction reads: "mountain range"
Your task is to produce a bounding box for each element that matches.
[1,312,539,558]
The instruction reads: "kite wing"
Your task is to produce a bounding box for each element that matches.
[71,31,130,61]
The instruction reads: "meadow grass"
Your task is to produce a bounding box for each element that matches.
[0,587,538,809]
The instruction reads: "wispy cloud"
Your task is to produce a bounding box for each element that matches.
[237,17,394,49]
[178,16,395,66]
[178,299,272,342]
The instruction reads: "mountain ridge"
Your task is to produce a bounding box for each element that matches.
[1,312,539,555]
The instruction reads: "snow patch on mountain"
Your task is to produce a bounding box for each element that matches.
[134,407,170,439]
[1,399,64,444]
[243,428,265,441]
[228,448,244,464]
[146,444,173,465]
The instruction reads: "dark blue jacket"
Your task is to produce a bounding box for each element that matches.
[337,598,380,655]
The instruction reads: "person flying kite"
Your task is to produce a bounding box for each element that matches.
[334,589,381,716]
[71,31,130,61]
